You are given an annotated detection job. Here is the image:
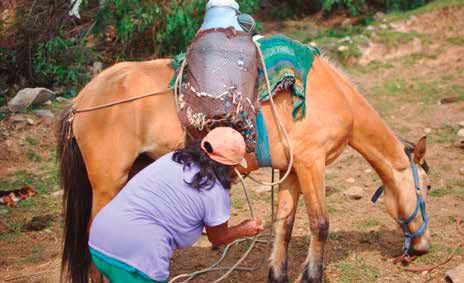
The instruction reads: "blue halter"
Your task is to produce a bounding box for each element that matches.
[371,154,428,253]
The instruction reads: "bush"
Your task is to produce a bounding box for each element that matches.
[34,36,99,96]
[93,0,260,58]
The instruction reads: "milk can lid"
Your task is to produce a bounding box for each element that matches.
[206,0,240,11]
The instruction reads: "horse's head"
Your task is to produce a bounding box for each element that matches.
[398,136,431,255]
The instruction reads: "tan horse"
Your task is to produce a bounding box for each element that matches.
[57,56,431,283]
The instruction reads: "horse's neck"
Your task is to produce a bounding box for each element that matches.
[338,73,410,187]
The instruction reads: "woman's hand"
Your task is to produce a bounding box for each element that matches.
[205,218,265,246]
[239,218,265,237]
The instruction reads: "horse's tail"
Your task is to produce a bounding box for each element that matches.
[57,107,92,283]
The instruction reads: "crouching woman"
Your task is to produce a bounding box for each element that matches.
[88,127,264,283]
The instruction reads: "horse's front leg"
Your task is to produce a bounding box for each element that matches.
[294,158,328,283]
[268,172,301,283]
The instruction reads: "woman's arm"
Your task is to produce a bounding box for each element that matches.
[205,218,264,246]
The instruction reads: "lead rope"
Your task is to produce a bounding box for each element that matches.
[168,169,275,283]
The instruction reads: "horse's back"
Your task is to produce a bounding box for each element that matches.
[73,59,174,107]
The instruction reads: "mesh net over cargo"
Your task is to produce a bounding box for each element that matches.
[177,28,259,152]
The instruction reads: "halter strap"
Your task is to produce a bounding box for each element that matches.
[370,153,428,253]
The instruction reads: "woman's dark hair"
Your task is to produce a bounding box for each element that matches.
[172,139,233,190]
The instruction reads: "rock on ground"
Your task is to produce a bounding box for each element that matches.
[8,88,55,112]
[33,109,55,119]
[458,128,464,138]
[343,186,364,200]
[445,263,464,283]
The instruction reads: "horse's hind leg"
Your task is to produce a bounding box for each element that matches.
[81,142,138,283]
[268,172,300,283]
[294,158,328,283]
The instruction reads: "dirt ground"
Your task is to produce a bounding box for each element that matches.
[0,1,463,282]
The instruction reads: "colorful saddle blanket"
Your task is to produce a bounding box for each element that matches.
[255,34,320,120]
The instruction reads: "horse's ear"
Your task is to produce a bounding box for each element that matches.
[414,136,427,163]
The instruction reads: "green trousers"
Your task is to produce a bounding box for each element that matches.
[90,248,166,283]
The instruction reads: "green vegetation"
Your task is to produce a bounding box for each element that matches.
[355,218,381,230]
[429,179,464,200]
[433,124,459,144]
[334,258,379,282]
[447,36,464,46]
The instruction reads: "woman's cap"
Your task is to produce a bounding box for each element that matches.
[201,127,247,168]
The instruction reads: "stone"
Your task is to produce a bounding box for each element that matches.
[346,177,356,184]
[8,88,55,112]
[440,97,459,104]
[366,26,375,31]
[364,169,373,174]
[338,36,353,44]
[375,11,385,19]
[445,263,464,283]
[51,190,64,197]
[455,139,464,149]
[26,118,36,125]
[253,186,272,193]
[21,214,53,232]
[379,24,388,29]
[56,97,68,102]
[459,121,464,128]
[424,128,432,134]
[344,186,364,200]
[33,109,55,119]
[458,128,464,137]
[338,45,349,52]
[91,61,103,75]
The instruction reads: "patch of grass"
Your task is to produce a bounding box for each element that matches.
[355,217,381,230]
[27,149,43,163]
[328,206,337,213]
[375,30,427,49]
[415,242,450,264]
[433,124,458,144]
[348,60,393,74]
[335,258,379,282]
[25,136,40,145]
[15,243,44,266]
[429,179,464,200]
[402,51,438,65]
[328,232,342,241]
[384,0,464,22]
[358,230,383,243]
[451,84,464,100]
[447,36,464,46]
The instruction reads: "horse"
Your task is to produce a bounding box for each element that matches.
[57,56,431,283]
